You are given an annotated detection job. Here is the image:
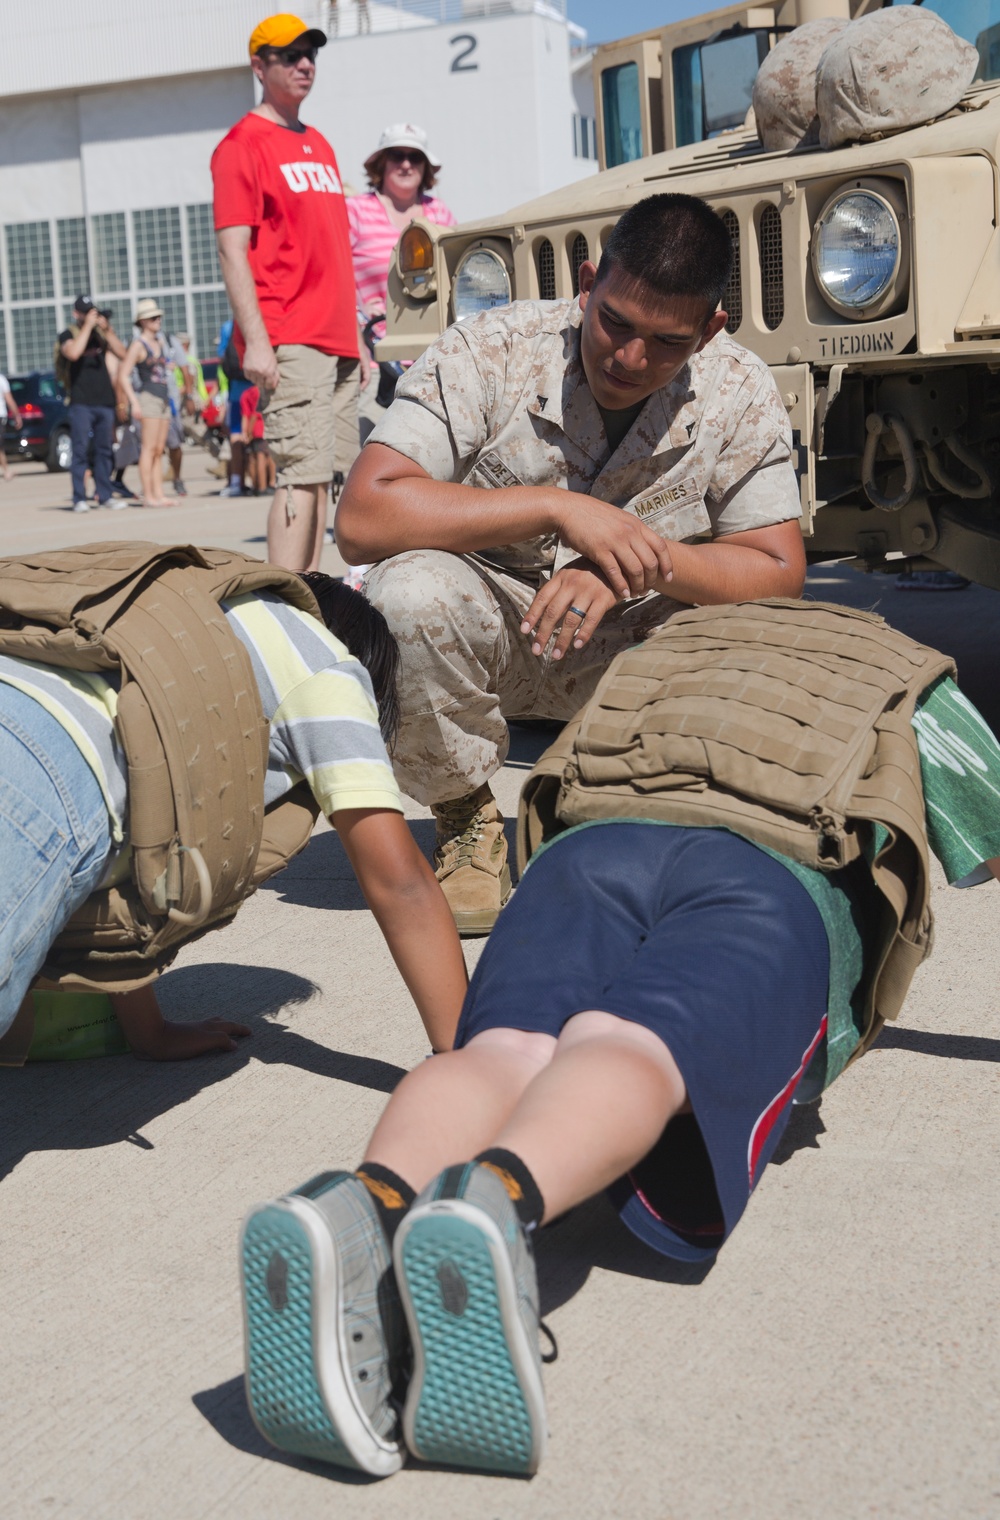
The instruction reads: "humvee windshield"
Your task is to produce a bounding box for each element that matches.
[602,62,643,167]
[672,27,770,148]
[603,0,1000,168]
[893,0,1000,78]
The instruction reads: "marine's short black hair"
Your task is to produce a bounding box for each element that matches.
[299,572,401,751]
[595,193,734,316]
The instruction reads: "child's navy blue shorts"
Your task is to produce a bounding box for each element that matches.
[455,821,831,1263]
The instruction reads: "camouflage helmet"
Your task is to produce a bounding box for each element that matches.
[752,17,848,152]
[816,6,979,149]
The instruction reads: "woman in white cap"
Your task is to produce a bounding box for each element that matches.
[347,123,455,379]
[344,125,455,586]
[116,299,172,509]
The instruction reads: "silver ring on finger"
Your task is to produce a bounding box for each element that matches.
[569,605,588,620]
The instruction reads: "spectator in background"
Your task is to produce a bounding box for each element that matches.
[217,317,249,498]
[212,12,368,571]
[115,299,172,510]
[58,297,127,513]
[345,124,454,589]
[240,383,276,495]
[101,327,139,501]
[0,371,22,484]
[349,124,455,399]
[162,326,195,497]
[178,333,209,413]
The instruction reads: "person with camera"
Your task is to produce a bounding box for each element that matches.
[57,297,127,513]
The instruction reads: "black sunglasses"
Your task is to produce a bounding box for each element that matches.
[386,149,426,165]
[263,44,318,65]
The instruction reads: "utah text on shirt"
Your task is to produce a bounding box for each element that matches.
[279,162,343,195]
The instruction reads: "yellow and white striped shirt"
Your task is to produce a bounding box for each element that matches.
[0,589,402,844]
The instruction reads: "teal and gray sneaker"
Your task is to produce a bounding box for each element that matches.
[240,1170,406,1477]
[394,1161,550,1475]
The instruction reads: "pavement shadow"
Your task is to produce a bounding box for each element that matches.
[770,1100,827,1165]
[535,1192,712,1316]
[0,963,406,1185]
[192,1375,378,1486]
[870,1026,1000,1063]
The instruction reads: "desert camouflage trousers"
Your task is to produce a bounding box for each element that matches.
[365,549,684,807]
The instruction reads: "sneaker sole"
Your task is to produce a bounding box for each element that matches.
[395,1200,546,1474]
[240,1197,403,1476]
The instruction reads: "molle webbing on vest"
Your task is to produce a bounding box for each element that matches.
[517,599,956,1058]
[0,542,322,991]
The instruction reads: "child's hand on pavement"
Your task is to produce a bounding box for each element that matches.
[109,985,251,1061]
[127,1017,252,1061]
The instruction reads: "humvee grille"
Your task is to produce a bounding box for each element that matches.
[758,204,784,331]
[570,233,589,296]
[537,239,556,301]
[721,210,741,334]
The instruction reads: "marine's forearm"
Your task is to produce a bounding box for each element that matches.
[336,449,565,564]
[655,523,806,607]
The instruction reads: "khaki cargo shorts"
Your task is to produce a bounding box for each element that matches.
[261,346,360,487]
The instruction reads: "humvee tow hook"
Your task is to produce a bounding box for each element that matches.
[862,413,918,512]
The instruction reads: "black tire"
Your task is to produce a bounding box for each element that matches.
[46,427,72,473]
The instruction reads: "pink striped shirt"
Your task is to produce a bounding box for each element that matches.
[347,192,456,337]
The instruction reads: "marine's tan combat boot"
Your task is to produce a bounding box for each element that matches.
[431,783,512,937]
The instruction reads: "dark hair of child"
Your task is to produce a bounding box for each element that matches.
[299,572,401,750]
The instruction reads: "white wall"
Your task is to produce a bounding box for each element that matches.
[80,72,254,214]
[0,98,84,221]
[305,11,596,222]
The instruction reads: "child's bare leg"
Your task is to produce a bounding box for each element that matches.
[493,1010,686,1221]
[363,1012,685,1219]
[364,1028,555,1189]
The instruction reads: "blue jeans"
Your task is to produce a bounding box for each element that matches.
[69,401,115,504]
[0,684,112,1036]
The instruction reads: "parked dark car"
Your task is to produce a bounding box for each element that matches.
[3,372,71,472]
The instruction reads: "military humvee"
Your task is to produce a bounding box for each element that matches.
[379,0,1000,589]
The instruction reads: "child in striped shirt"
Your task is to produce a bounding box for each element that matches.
[0,574,467,1062]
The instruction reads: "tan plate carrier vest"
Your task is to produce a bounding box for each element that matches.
[518,599,956,1062]
[0,542,324,993]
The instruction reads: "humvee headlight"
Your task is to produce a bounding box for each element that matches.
[452,248,511,322]
[812,191,901,315]
[397,224,437,300]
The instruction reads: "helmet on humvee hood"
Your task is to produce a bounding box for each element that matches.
[753,17,848,152]
[817,6,978,148]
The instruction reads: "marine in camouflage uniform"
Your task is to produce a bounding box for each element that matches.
[339,194,806,933]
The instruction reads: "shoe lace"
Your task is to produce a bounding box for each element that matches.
[539,1318,559,1365]
[435,800,491,869]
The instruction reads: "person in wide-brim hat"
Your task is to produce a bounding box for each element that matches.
[133,298,164,324]
[116,300,172,506]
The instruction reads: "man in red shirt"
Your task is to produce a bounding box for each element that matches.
[212,13,367,571]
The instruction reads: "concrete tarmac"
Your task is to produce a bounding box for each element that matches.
[2,451,1000,1519]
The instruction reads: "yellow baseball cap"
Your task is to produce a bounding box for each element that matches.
[249,13,327,56]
